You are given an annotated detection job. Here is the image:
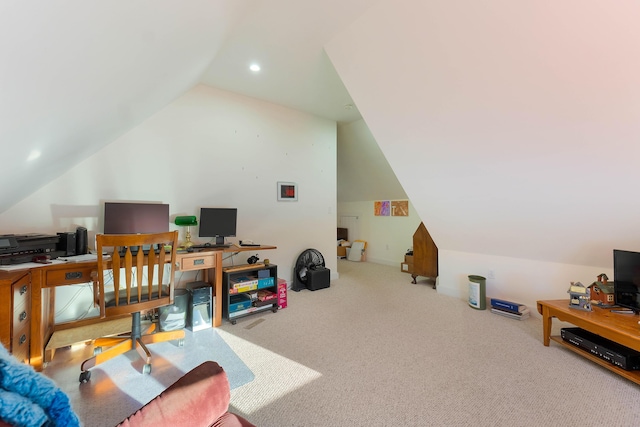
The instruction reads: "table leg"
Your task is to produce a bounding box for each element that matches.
[541,306,552,346]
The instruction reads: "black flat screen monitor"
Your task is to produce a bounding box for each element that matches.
[103,202,169,234]
[613,249,640,313]
[198,208,237,245]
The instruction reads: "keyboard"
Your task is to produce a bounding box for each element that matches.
[191,244,230,249]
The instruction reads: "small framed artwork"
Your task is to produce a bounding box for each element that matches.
[391,200,409,216]
[277,182,298,201]
[374,200,390,216]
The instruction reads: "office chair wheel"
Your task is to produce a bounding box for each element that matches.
[142,363,152,375]
[79,370,91,383]
[178,338,185,347]
[272,307,278,313]
[93,346,103,355]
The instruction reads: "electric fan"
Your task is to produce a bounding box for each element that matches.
[292,248,326,291]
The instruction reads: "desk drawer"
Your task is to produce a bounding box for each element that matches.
[178,252,217,271]
[13,281,30,307]
[46,266,94,286]
[11,325,29,364]
[12,303,29,331]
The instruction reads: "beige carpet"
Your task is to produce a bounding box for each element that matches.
[46,259,640,426]
[220,260,640,427]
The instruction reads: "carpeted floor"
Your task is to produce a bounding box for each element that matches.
[44,260,640,426]
[44,328,253,426]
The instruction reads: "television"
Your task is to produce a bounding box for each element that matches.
[103,202,170,235]
[198,208,237,246]
[613,249,640,313]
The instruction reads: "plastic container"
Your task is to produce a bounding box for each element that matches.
[468,275,486,310]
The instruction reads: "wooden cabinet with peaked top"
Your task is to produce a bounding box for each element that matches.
[411,222,438,288]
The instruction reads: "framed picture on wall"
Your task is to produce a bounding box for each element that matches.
[374,200,390,216]
[277,182,298,201]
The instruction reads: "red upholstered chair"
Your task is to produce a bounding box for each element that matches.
[117,361,255,427]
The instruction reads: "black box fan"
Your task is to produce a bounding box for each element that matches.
[292,248,330,291]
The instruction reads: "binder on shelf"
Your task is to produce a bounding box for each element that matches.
[490,298,527,314]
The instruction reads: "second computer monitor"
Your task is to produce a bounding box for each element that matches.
[198,208,237,245]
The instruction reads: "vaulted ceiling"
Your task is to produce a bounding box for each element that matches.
[3,1,640,269]
[0,0,372,214]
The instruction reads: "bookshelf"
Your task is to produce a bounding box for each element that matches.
[222,263,278,324]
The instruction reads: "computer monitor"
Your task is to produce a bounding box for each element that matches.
[198,208,237,245]
[103,202,170,234]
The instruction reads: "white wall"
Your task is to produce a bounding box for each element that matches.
[325,1,638,313]
[0,85,338,285]
[337,200,422,267]
[437,250,613,317]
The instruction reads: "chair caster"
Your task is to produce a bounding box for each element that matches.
[272,307,278,313]
[93,346,103,355]
[142,364,152,374]
[178,338,185,347]
[79,370,91,383]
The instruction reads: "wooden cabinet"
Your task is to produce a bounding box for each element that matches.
[0,271,31,363]
[222,263,278,325]
[410,222,438,288]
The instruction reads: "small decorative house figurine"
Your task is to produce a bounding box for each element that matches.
[588,273,615,306]
[568,281,592,311]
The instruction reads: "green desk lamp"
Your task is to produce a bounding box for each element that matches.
[174,215,198,248]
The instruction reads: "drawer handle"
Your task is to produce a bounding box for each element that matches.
[19,334,27,345]
[19,311,27,322]
[194,259,204,265]
[20,285,28,295]
[65,271,83,280]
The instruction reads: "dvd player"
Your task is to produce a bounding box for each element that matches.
[561,327,640,370]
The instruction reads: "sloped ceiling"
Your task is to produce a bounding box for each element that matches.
[5,0,638,270]
[0,0,371,214]
[326,0,640,267]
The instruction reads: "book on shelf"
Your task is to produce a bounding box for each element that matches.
[491,307,530,320]
[490,298,527,314]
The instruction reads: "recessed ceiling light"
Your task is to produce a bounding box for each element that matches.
[249,63,261,72]
[27,150,41,161]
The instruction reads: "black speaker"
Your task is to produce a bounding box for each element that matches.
[57,232,76,256]
[187,281,212,331]
[75,227,88,255]
[307,267,330,291]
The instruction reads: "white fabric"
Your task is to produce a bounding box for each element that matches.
[347,241,365,262]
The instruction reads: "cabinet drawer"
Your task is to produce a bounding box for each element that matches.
[12,303,29,332]
[11,326,29,363]
[178,252,217,271]
[12,281,30,307]
[46,266,94,286]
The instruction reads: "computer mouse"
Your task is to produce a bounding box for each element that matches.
[204,242,211,247]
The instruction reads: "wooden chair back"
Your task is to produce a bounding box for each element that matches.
[95,231,178,319]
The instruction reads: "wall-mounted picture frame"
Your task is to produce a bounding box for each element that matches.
[374,200,390,216]
[277,182,298,201]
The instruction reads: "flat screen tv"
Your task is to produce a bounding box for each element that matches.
[103,202,170,234]
[198,208,237,246]
[613,249,640,313]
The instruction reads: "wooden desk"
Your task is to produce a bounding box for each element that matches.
[0,249,222,371]
[537,299,640,385]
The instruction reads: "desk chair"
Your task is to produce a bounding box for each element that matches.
[79,231,185,383]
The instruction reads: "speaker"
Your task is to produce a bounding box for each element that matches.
[75,227,88,255]
[57,232,76,256]
[187,281,212,331]
[307,267,330,291]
